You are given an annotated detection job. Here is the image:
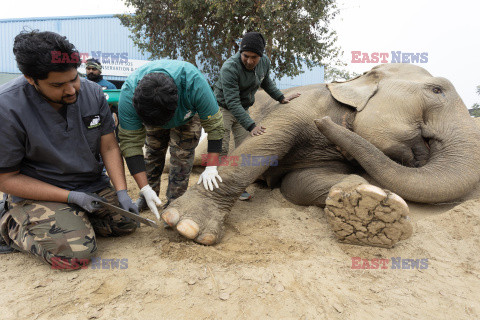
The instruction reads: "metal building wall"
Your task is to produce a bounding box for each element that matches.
[0,15,150,80]
[0,14,324,85]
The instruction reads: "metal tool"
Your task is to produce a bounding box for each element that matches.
[97,201,159,228]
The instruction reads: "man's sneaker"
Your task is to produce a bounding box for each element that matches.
[239,191,252,201]
[0,197,14,253]
[0,237,15,254]
[135,195,149,212]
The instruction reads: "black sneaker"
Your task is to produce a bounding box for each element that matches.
[0,197,14,254]
[0,237,14,254]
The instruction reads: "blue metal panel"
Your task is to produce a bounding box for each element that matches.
[0,15,151,75]
[0,14,117,22]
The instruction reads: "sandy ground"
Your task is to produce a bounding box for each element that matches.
[1,169,480,319]
[2,122,480,319]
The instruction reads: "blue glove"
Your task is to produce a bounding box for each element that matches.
[116,190,139,214]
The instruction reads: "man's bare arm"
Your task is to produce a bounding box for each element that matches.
[100,132,127,192]
[0,171,69,202]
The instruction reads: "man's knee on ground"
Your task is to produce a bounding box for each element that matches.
[44,231,97,270]
[47,242,96,270]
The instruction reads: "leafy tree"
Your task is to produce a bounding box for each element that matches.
[324,57,359,82]
[117,0,340,84]
[469,103,480,117]
[470,86,480,117]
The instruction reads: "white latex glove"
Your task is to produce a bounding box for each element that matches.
[197,166,222,191]
[139,185,162,220]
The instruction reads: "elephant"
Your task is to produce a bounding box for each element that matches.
[160,63,480,248]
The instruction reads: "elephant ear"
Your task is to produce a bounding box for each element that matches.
[327,71,379,112]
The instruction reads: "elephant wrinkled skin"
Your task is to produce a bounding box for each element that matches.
[161,64,480,248]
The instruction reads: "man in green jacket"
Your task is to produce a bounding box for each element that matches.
[118,60,225,218]
[214,32,300,200]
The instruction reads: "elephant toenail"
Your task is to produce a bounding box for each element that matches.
[161,208,180,226]
[177,219,200,239]
[356,184,387,201]
[328,188,342,197]
[388,193,409,212]
[196,233,216,245]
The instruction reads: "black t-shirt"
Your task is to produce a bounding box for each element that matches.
[0,77,115,200]
[57,105,68,120]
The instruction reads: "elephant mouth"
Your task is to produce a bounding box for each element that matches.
[410,136,432,167]
[389,134,431,168]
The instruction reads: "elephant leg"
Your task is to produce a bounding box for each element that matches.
[280,166,353,207]
[280,167,413,248]
[161,107,310,245]
[324,176,413,248]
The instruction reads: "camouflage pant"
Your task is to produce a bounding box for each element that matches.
[0,186,137,270]
[220,107,250,157]
[145,114,201,202]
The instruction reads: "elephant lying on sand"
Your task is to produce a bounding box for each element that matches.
[161,63,480,248]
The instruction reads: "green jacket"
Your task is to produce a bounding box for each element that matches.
[118,60,224,158]
[214,52,284,131]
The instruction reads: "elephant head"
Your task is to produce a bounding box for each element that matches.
[319,63,480,203]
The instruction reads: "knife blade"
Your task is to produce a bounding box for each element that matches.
[97,200,159,228]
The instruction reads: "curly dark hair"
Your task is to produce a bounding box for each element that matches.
[133,72,178,126]
[13,30,81,81]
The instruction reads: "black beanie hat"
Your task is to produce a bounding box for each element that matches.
[240,32,266,57]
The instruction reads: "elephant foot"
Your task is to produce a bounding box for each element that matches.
[161,192,227,245]
[325,184,413,248]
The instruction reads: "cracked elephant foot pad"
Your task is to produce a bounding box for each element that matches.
[325,184,413,248]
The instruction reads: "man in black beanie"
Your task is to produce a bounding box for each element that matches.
[214,32,300,200]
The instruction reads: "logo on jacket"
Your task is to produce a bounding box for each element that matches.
[183,111,193,120]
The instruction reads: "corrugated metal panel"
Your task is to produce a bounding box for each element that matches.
[0,15,150,77]
[0,73,21,86]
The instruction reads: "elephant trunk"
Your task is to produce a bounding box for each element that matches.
[315,117,480,203]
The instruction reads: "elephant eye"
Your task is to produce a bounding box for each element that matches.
[432,87,443,94]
